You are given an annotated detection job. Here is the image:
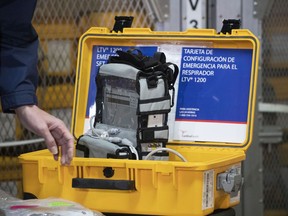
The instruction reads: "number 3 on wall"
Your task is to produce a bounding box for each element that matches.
[190,19,199,29]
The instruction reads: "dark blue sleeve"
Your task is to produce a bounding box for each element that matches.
[0,0,38,113]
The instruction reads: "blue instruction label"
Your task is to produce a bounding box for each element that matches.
[176,47,253,123]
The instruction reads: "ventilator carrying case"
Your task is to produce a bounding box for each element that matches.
[19,27,259,216]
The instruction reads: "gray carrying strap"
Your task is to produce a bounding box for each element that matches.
[139,126,169,141]
[139,100,171,113]
[138,76,171,113]
[77,135,122,158]
[139,77,166,100]
[99,63,139,80]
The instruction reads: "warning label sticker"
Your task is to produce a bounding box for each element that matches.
[202,169,214,210]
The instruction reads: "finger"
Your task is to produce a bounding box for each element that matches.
[60,143,69,165]
[60,135,74,165]
[50,128,74,165]
[54,154,59,161]
[65,137,74,164]
[42,129,59,160]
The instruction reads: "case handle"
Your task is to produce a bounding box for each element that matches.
[72,178,136,191]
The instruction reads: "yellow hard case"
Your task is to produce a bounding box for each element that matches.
[19,27,259,216]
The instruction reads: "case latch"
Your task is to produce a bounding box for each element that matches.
[112,16,133,33]
[220,19,241,34]
[217,167,243,197]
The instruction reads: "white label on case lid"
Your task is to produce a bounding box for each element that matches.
[202,169,214,210]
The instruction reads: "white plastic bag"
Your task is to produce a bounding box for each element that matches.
[0,190,104,216]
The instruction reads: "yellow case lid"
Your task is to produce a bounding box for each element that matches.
[72,27,259,152]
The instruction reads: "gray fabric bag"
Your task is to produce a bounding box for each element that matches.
[93,49,178,158]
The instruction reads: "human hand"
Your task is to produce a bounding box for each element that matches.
[15,105,74,165]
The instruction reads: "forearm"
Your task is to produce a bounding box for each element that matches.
[0,0,38,113]
[0,40,39,112]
